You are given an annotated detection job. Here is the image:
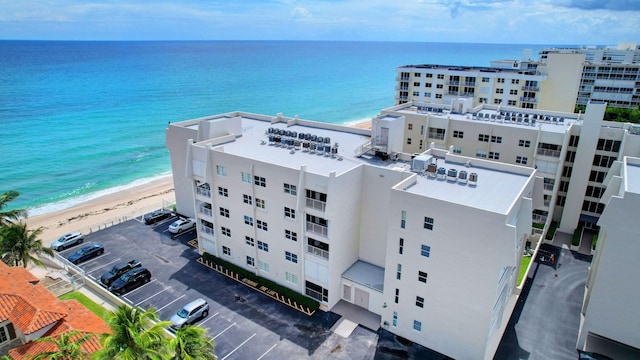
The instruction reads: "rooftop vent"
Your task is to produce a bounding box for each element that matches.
[437,167,446,179]
[447,168,458,181]
[469,172,478,186]
[458,170,468,184]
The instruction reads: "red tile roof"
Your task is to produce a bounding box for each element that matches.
[0,263,110,359]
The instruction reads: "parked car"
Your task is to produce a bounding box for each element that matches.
[143,209,174,225]
[168,217,196,234]
[50,232,84,251]
[100,260,142,287]
[109,267,151,295]
[169,298,209,329]
[67,244,104,264]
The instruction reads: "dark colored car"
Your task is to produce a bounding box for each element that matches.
[143,209,174,225]
[109,267,151,295]
[67,244,104,265]
[100,260,142,287]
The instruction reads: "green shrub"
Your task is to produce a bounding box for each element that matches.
[202,252,319,311]
[572,225,583,246]
[545,221,558,240]
[592,234,598,250]
[532,222,544,229]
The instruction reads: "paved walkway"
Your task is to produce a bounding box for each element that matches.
[551,231,593,255]
[331,300,381,332]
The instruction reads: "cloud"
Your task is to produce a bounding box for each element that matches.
[557,0,640,11]
[291,6,312,19]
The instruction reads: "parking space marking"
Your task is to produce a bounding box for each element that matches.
[86,258,121,275]
[119,279,157,300]
[221,333,256,360]
[257,343,278,360]
[135,287,170,306]
[156,294,186,312]
[212,322,236,339]
[77,252,111,266]
[198,312,218,326]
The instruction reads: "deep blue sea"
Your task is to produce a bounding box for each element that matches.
[0,41,554,214]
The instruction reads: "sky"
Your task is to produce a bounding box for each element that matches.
[0,0,639,44]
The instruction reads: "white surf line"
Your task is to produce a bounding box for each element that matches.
[198,312,219,326]
[221,333,256,360]
[213,322,236,339]
[257,343,278,360]
[135,287,170,306]
[156,294,186,312]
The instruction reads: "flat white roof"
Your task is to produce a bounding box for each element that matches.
[342,260,385,292]
[403,158,530,214]
[626,163,640,194]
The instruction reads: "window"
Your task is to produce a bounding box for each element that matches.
[482,77,490,83]
[284,183,297,195]
[285,251,298,263]
[286,272,298,285]
[395,288,400,304]
[478,134,490,142]
[489,152,500,160]
[496,88,504,94]
[421,244,431,258]
[556,195,566,206]
[510,89,518,95]
[393,311,398,327]
[519,140,531,147]
[424,92,431,97]
[453,130,464,138]
[437,74,444,79]
[569,135,580,147]
[418,271,428,283]
[285,229,298,242]
[413,320,422,332]
[307,237,329,260]
[493,99,502,104]
[566,151,576,163]
[414,73,421,77]
[497,78,505,83]
[512,79,520,84]
[219,207,230,218]
[258,241,269,252]
[216,165,226,176]
[476,150,487,158]
[408,123,413,130]
[245,236,254,246]
[255,198,266,210]
[254,176,266,187]
[436,84,443,89]
[244,215,253,226]
[221,227,231,237]
[218,187,228,197]
[596,139,621,152]
[243,194,252,205]
[516,156,528,164]
[401,210,406,229]
[407,138,412,145]
[257,220,268,231]
[246,256,255,267]
[559,181,569,193]
[423,217,434,230]
[258,261,269,273]
[396,264,402,280]
[305,281,328,302]
[436,94,443,99]
[589,170,606,183]
[399,238,404,255]
[416,296,424,308]
[222,246,231,256]
[479,97,488,103]
[562,166,573,178]
[508,100,517,106]
[412,91,419,97]
[284,207,296,219]
[241,172,251,183]
[452,146,462,154]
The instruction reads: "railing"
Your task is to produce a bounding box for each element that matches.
[543,200,551,207]
[306,198,326,212]
[522,86,540,91]
[462,92,475,97]
[543,183,554,191]
[397,76,410,81]
[447,81,460,85]
[537,148,561,157]
[532,214,547,223]
[520,96,537,103]
[307,245,329,260]
[196,188,211,197]
[396,86,409,91]
[398,95,408,101]
[446,91,459,95]
[305,288,325,302]
[199,207,212,217]
[306,222,328,237]
[428,132,445,140]
[200,225,214,235]
[464,82,476,86]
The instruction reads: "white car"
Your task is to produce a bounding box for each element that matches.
[51,232,84,251]
[168,218,196,234]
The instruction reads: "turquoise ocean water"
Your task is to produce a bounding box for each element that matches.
[0,41,553,214]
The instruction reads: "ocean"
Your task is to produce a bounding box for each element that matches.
[0,41,554,214]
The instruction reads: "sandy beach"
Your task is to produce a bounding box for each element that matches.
[27,175,176,246]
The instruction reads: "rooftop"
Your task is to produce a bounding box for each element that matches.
[342,260,385,292]
[625,160,640,194]
[397,63,541,76]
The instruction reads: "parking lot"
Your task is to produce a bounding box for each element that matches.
[56,214,400,360]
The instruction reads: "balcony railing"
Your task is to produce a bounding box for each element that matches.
[537,148,561,158]
[306,198,326,212]
[196,188,211,197]
[446,91,459,95]
[200,225,214,235]
[521,86,540,91]
[543,183,554,191]
[396,86,409,91]
[428,132,445,140]
[198,207,212,217]
[447,80,460,85]
[464,81,476,86]
[307,245,329,260]
[306,221,328,237]
[520,96,537,103]
[532,214,547,223]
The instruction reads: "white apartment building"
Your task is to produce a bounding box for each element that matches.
[540,42,640,109]
[576,156,640,359]
[166,111,542,360]
[395,52,585,113]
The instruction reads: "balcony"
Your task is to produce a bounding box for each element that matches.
[521,86,540,91]
[446,91,459,95]
[396,86,409,91]
[447,80,460,85]
[464,81,476,86]
[520,96,537,103]
[306,221,328,237]
[196,187,211,198]
[198,206,212,217]
[428,132,445,140]
[537,148,561,158]
[532,213,547,224]
[307,244,329,260]
[543,183,554,191]
[397,76,410,81]
[306,198,326,212]
[200,225,214,235]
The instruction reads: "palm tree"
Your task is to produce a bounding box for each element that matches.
[170,325,216,360]
[0,190,26,226]
[31,330,93,360]
[0,222,53,268]
[95,305,172,360]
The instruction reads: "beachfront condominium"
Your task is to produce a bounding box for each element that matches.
[539,42,640,109]
[576,156,640,358]
[166,111,542,359]
[395,51,585,113]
